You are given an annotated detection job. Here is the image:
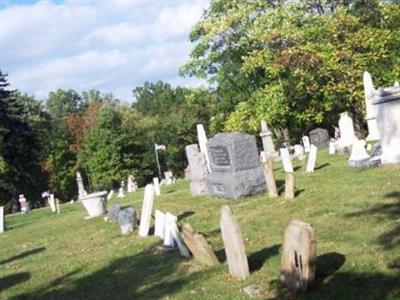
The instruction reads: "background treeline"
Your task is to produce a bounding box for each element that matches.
[1,0,399,207]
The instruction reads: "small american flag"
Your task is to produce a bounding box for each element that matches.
[154,143,166,151]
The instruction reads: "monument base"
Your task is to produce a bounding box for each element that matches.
[205,167,266,200]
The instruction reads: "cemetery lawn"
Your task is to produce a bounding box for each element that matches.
[1,151,400,300]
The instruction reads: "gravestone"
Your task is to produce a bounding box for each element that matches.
[220,205,249,280]
[280,148,294,173]
[164,171,173,185]
[138,184,155,237]
[185,144,208,196]
[181,223,220,267]
[153,177,161,196]
[107,204,121,222]
[56,199,60,214]
[309,128,329,148]
[197,124,211,172]
[164,212,178,247]
[169,222,190,258]
[294,144,305,160]
[348,139,370,167]
[261,152,278,198]
[76,172,87,198]
[205,132,266,200]
[19,194,28,213]
[154,209,166,239]
[118,207,136,235]
[127,175,136,192]
[306,145,318,173]
[281,220,316,292]
[338,112,356,148]
[48,194,56,213]
[329,139,336,155]
[363,72,380,141]
[302,136,311,153]
[259,120,277,158]
[107,190,114,200]
[0,206,4,233]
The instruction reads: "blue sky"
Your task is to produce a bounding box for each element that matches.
[0,0,209,102]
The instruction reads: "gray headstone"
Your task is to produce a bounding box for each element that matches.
[108,204,121,222]
[185,144,208,196]
[118,207,136,235]
[205,132,266,199]
[309,128,329,148]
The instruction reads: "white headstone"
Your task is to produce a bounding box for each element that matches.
[329,139,336,155]
[127,175,135,193]
[280,148,294,173]
[154,209,166,239]
[164,171,173,185]
[164,212,178,247]
[0,206,4,233]
[138,184,155,237]
[302,136,311,153]
[338,112,356,147]
[348,139,370,167]
[55,199,60,214]
[153,177,161,196]
[76,172,87,197]
[19,194,28,213]
[49,194,56,213]
[170,222,190,258]
[294,144,305,160]
[306,145,318,172]
[107,190,114,200]
[117,187,125,198]
[197,124,211,172]
[363,72,380,141]
[260,120,277,157]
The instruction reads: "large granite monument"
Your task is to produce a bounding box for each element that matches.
[205,132,266,199]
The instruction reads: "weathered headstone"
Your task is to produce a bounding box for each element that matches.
[309,128,329,148]
[294,144,305,160]
[76,171,87,197]
[118,207,136,235]
[185,144,208,196]
[220,205,249,280]
[55,199,60,214]
[154,209,166,239]
[164,212,178,247]
[153,177,161,196]
[363,71,380,141]
[259,120,277,158]
[170,222,190,258]
[181,223,220,267]
[281,220,316,292]
[338,112,356,148]
[164,171,173,185]
[302,136,311,153]
[19,194,28,213]
[205,133,266,199]
[49,194,56,213]
[138,184,155,237]
[261,153,278,198]
[197,124,211,172]
[107,204,121,222]
[329,139,336,155]
[107,190,114,200]
[280,148,293,173]
[0,206,4,234]
[127,175,136,193]
[348,139,370,167]
[306,145,318,173]
[280,148,295,200]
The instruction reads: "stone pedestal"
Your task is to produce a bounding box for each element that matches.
[281,220,316,292]
[205,133,266,199]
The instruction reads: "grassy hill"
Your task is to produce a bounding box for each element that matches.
[1,150,399,299]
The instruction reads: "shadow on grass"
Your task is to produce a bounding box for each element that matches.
[0,247,46,266]
[295,189,305,197]
[345,192,400,249]
[315,163,330,171]
[0,272,30,292]
[315,252,346,282]
[248,244,280,273]
[11,241,203,300]
[178,211,195,222]
[214,248,226,263]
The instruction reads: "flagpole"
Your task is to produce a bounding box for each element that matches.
[154,144,162,180]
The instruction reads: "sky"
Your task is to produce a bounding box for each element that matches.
[0,0,209,102]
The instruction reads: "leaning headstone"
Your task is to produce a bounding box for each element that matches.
[280,148,293,173]
[170,222,190,258]
[259,120,277,158]
[181,223,220,267]
[280,148,295,200]
[205,132,266,199]
[76,171,87,197]
[306,145,318,173]
[185,144,208,196]
[197,124,211,172]
[302,136,311,153]
[281,220,316,292]
[309,128,329,148]
[138,184,155,237]
[153,177,161,196]
[164,212,178,247]
[0,206,4,233]
[363,72,380,141]
[338,112,356,148]
[329,139,336,155]
[154,209,166,239]
[220,205,249,280]
[261,153,278,198]
[107,204,121,222]
[348,139,370,167]
[118,207,136,235]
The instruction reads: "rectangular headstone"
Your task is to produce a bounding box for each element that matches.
[153,177,161,196]
[280,148,293,173]
[185,144,208,196]
[306,145,318,173]
[56,199,60,214]
[329,139,336,154]
[164,212,178,247]
[0,206,4,233]
[107,190,114,200]
[138,184,155,237]
[170,222,190,258]
[197,124,211,172]
[49,194,56,213]
[182,223,220,267]
[154,209,166,239]
[220,205,249,280]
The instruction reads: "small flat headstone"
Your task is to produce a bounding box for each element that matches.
[220,205,249,280]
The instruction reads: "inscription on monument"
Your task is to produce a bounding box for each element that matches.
[210,146,230,166]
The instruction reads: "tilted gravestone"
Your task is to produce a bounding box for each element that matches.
[220,205,249,280]
[164,212,178,247]
[205,133,266,200]
[181,223,220,267]
[309,128,329,148]
[281,220,316,292]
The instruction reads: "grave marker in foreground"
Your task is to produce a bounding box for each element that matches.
[138,184,155,237]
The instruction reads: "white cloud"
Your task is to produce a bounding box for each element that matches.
[0,0,208,101]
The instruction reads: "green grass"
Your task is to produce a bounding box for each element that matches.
[1,150,400,299]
